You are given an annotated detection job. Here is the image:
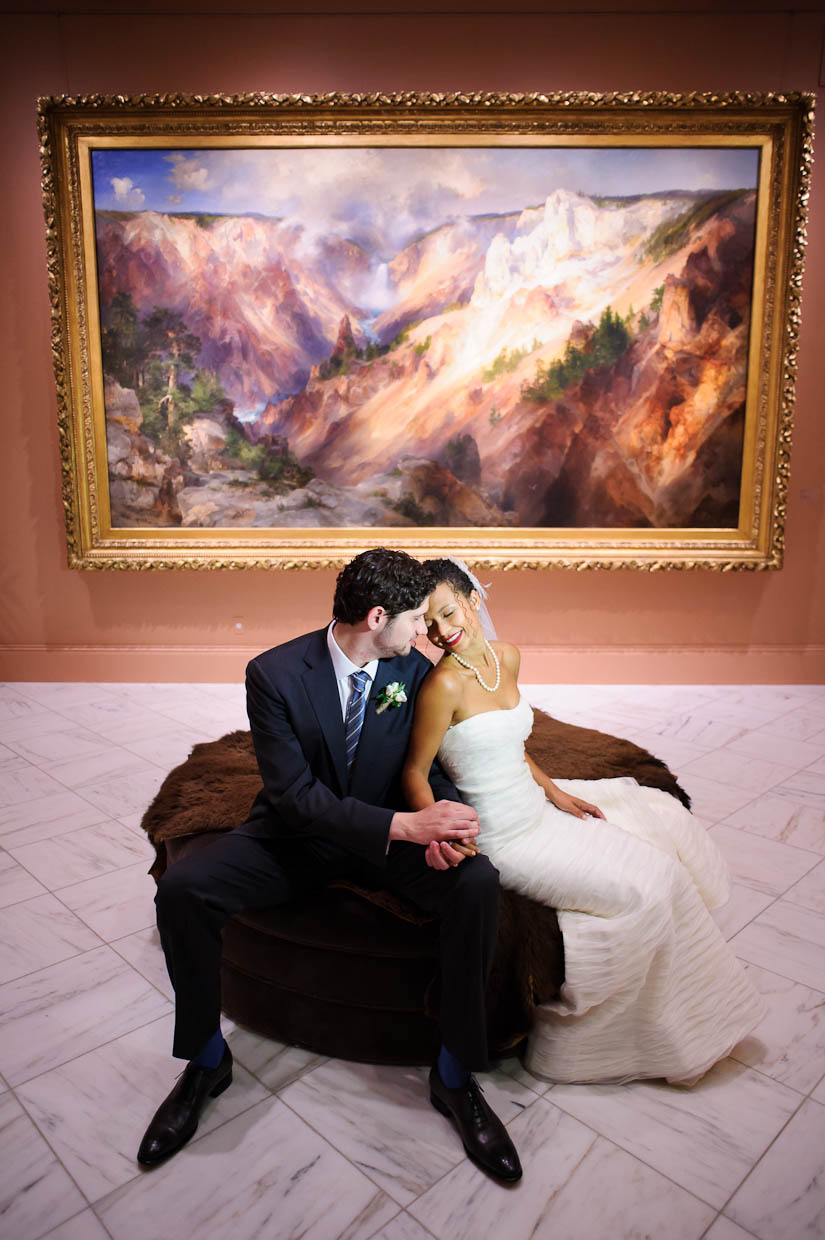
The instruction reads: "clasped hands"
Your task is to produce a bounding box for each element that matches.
[390,789,606,871]
[389,800,481,870]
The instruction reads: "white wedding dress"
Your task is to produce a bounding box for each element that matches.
[437,694,765,1085]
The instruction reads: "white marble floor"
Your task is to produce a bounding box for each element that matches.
[1,680,824,1240]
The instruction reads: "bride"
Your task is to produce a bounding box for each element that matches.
[402,558,764,1086]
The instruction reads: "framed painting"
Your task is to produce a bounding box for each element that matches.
[38,91,814,570]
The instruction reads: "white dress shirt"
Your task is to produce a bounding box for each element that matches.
[326,622,379,720]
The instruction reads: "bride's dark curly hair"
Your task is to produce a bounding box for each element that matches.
[333,547,436,624]
[422,558,475,598]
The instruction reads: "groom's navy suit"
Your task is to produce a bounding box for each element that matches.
[155,627,501,1071]
[239,627,462,865]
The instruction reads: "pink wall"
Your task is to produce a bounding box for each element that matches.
[1,2,824,683]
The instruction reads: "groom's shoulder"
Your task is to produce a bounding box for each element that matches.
[396,645,436,685]
[247,627,326,680]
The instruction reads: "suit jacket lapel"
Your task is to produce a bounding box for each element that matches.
[302,630,347,794]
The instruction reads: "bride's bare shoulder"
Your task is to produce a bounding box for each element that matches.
[492,641,521,675]
[422,658,465,699]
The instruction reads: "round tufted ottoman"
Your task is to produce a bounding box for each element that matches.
[165,832,444,1064]
[143,715,688,1065]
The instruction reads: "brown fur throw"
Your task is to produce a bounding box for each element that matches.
[143,709,689,872]
[141,709,687,878]
[140,710,687,1051]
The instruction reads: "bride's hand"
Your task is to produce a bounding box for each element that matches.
[551,790,606,820]
[425,839,480,869]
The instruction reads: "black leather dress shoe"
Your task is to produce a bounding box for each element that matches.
[137,1045,233,1166]
[429,1066,522,1183]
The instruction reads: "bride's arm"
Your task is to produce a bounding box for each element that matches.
[402,670,462,810]
[403,670,479,867]
[525,753,606,820]
[512,634,604,820]
[500,645,588,814]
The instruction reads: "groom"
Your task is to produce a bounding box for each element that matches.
[138,547,522,1182]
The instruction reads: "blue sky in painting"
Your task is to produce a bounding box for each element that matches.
[92,145,759,255]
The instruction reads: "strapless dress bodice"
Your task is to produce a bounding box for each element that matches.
[437,694,546,846]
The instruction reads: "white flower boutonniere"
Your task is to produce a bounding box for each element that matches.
[376,682,407,714]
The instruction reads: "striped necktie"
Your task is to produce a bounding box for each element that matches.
[344,670,370,777]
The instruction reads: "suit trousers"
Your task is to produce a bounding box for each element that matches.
[155,827,501,1071]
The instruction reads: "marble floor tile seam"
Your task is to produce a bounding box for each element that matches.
[711,1097,822,1228]
[257,1051,333,1096]
[8,1080,111,1222]
[7,697,208,760]
[717,787,825,836]
[700,1215,759,1240]
[61,772,167,824]
[9,682,124,702]
[727,1048,823,1102]
[0,949,173,1086]
[38,1084,794,1240]
[104,936,181,1013]
[293,1079,717,1229]
[44,746,173,794]
[729,992,825,1111]
[3,755,167,821]
[44,1207,118,1240]
[584,1110,805,1222]
[17,1101,278,1224]
[0,865,51,910]
[686,753,807,800]
[0,798,115,851]
[1,847,146,903]
[714,785,825,854]
[364,1212,437,1240]
[42,876,155,946]
[273,1086,470,1203]
[525,1092,745,1217]
[713,819,825,877]
[50,1084,412,1220]
[3,727,122,769]
[0,979,185,1097]
[270,1066,536,1210]
[18,695,172,740]
[9,683,176,714]
[7,1046,291,1213]
[813,1065,825,1098]
[4,833,155,897]
[727,889,800,966]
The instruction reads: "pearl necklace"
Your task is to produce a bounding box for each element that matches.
[448,639,501,693]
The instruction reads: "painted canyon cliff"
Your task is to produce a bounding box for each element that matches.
[96,186,755,528]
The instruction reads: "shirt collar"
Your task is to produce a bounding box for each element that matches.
[327,622,379,686]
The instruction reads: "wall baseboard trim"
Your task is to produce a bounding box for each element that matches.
[1,644,823,684]
[518,645,825,683]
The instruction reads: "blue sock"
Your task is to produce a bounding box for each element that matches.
[437,1044,470,1089]
[192,1029,225,1070]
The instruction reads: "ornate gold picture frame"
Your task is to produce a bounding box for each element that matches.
[38,91,814,570]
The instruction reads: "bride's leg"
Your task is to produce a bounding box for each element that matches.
[497,808,763,1084]
[490,806,679,921]
[551,777,730,909]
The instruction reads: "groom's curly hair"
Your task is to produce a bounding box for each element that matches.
[333,548,437,624]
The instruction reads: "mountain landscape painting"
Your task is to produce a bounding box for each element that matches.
[92,144,760,531]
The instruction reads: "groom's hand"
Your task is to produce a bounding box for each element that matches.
[389,801,480,861]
